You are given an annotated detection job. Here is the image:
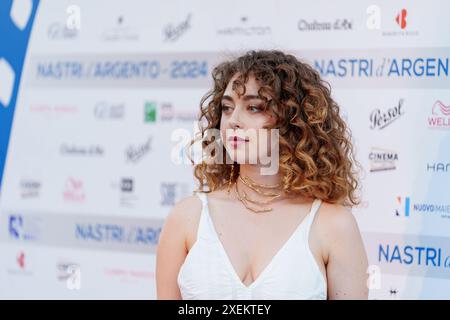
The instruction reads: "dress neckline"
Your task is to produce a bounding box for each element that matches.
[203,193,320,290]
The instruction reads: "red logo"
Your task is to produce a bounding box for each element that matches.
[17,252,25,269]
[395,9,407,29]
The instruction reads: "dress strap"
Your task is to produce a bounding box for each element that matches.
[305,199,322,239]
[193,192,213,241]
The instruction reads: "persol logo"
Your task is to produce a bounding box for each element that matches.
[370,99,405,130]
[125,137,152,163]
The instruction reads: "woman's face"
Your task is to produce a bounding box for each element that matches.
[220,73,276,165]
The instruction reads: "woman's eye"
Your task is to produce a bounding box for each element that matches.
[248,105,262,113]
[221,105,233,113]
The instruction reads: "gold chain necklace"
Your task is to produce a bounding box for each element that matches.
[233,175,283,213]
[239,175,282,198]
[234,182,273,213]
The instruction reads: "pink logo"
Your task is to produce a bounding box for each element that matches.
[63,177,86,202]
[432,100,450,116]
[428,100,450,129]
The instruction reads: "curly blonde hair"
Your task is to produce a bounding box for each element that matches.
[190,50,360,206]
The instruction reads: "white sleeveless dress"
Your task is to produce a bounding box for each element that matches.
[177,192,327,299]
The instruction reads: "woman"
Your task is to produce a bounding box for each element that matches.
[156,50,369,299]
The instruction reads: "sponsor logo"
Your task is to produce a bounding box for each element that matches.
[60,144,104,157]
[382,8,419,37]
[297,18,353,31]
[160,102,197,122]
[216,16,271,36]
[94,101,124,119]
[101,15,139,41]
[63,177,86,203]
[427,162,450,173]
[48,22,78,40]
[370,99,405,130]
[8,215,42,241]
[103,267,154,283]
[17,251,25,269]
[19,178,41,199]
[369,147,398,172]
[125,137,152,163]
[428,100,450,129]
[121,178,133,193]
[120,178,137,208]
[144,102,157,123]
[396,196,450,219]
[144,101,197,123]
[160,182,191,206]
[395,9,407,29]
[7,251,33,276]
[29,104,78,115]
[163,14,192,42]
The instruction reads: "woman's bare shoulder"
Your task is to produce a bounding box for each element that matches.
[166,193,203,227]
[314,201,364,257]
[316,201,359,233]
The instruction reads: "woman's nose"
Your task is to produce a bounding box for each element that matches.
[228,107,243,129]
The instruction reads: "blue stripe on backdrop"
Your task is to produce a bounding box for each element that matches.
[0,0,40,193]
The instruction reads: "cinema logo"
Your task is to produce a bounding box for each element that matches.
[370,99,405,130]
[428,100,450,130]
[369,147,398,172]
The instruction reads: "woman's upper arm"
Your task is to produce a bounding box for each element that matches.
[320,203,369,300]
[155,195,201,300]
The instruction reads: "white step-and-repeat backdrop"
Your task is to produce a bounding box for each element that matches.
[0,0,449,299]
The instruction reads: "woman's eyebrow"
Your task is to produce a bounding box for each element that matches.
[221,94,264,102]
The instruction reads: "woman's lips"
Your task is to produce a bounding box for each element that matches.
[228,136,249,148]
[228,136,249,142]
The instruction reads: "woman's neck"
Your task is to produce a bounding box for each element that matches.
[238,164,282,187]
